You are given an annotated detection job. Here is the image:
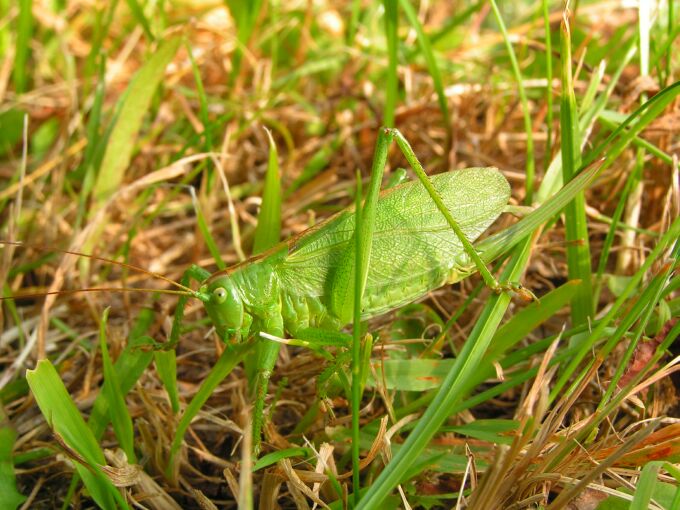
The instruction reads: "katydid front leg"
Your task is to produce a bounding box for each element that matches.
[251,310,284,455]
[156,264,212,413]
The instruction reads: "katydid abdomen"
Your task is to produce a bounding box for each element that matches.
[201,167,510,451]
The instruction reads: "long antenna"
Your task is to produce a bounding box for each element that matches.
[0,240,196,293]
[0,287,193,301]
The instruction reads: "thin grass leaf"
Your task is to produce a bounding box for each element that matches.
[225,0,264,84]
[124,0,153,40]
[186,40,211,149]
[154,349,180,414]
[351,170,365,507]
[0,409,25,510]
[542,0,554,169]
[12,0,33,94]
[357,238,533,508]
[190,180,227,271]
[397,0,450,134]
[489,0,535,203]
[91,36,181,208]
[84,1,118,81]
[253,448,311,472]
[252,129,282,254]
[383,0,398,128]
[88,309,155,439]
[98,308,136,463]
[26,360,129,510]
[560,14,593,325]
[167,344,249,479]
[347,0,362,45]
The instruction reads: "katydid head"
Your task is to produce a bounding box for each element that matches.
[199,275,244,339]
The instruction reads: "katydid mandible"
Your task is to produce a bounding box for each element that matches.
[174,128,517,453]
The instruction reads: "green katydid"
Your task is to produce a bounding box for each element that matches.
[160,127,600,454]
[2,127,600,458]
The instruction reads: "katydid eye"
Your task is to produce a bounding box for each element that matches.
[213,287,227,303]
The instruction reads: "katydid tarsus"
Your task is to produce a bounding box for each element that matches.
[3,128,601,459]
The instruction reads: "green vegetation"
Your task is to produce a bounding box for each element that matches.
[1,1,679,508]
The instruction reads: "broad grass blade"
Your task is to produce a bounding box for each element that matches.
[253,129,282,254]
[0,408,25,509]
[91,36,181,209]
[26,360,129,509]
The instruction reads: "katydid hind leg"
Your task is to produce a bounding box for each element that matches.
[389,128,524,297]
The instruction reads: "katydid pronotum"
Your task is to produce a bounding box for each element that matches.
[3,127,600,459]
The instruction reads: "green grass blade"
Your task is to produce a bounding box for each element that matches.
[186,40,211,149]
[252,129,282,254]
[26,360,129,510]
[166,344,250,479]
[98,308,136,463]
[551,214,680,401]
[91,36,181,208]
[383,0,398,128]
[397,0,450,133]
[190,181,227,271]
[330,129,392,323]
[13,0,33,94]
[124,0,154,41]
[0,408,25,510]
[225,0,264,84]
[542,0,554,169]
[630,461,661,510]
[351,170,364,506]
[88,311,155,439]
[253,447,311,471]
[489,0,535,203]
[560,14,593,325]
[154,349,180,413]
[357,238,533,508]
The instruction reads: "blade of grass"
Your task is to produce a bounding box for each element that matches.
[252,128,282,254]
[186,40,211,150]
[98,308,136,464]
[225,0,265,85]
[88,308,155,438]
[397,0,450,137]
[13,0,33,94]
[166,343,250,481]
[542,0,554,169]
[26,360,129,510]
[84,1,118,82]
[124,0,153,41]
[351,170,364,507]
[91,36,181,209]
[357,238,533,508]
[489,0,535,204]
[560,12,593,325]
[383,0,398,128]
